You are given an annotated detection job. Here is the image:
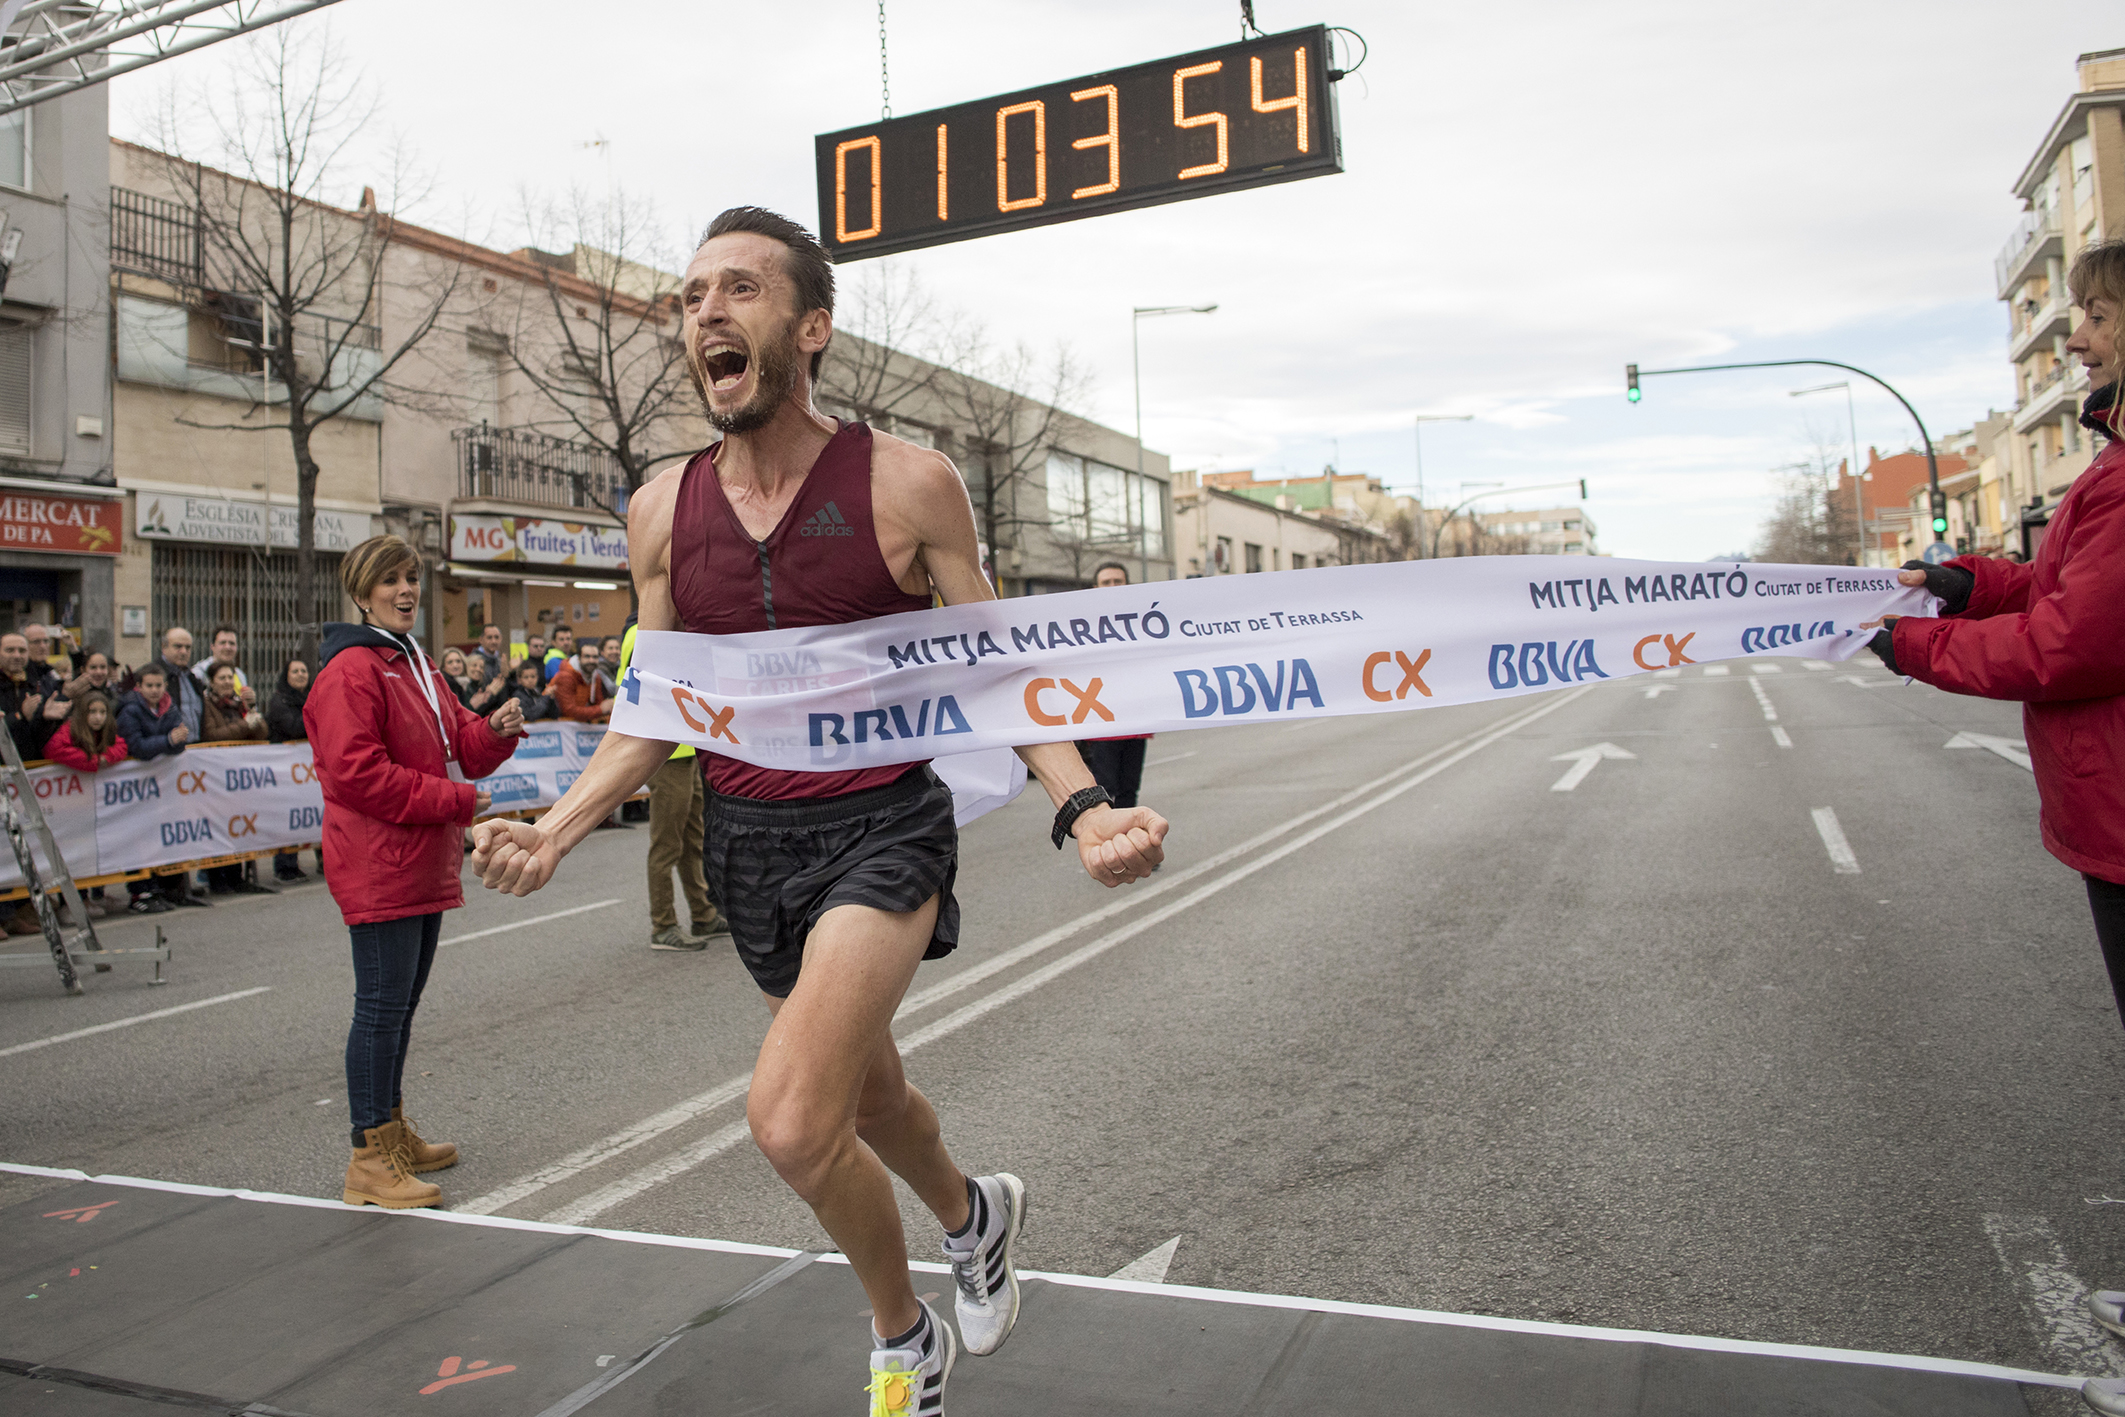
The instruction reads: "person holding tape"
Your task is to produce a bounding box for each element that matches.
[1861,241,2125,1417]
[471,208,1167,1414]
[308,535,525,1210]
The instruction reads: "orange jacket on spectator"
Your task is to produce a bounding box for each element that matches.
[546,658,612,722]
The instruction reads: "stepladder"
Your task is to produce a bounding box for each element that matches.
[0,724,169,995]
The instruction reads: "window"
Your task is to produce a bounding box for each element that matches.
[0,107,27,191]
[1215,536,1232,573]
[1244,542,1263,573]
[2073,135,2095,211]
[1087,460,1129,541]
[1133,472,1164,557]
[1290,552,1306,570]
[1046,451,1087,528]
[0,321,28,455]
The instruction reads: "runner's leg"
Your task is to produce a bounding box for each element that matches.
[748,895,965,1338]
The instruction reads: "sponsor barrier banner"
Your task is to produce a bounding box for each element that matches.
[0,724,611,889]
[616,557,1933,786]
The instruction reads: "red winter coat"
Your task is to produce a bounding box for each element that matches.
[43,721,128,770]
[305,623,519,925]
[1893,435,2125,882]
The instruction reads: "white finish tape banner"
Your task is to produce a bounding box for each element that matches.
[615,557,1932,780]
[0,723,608,888]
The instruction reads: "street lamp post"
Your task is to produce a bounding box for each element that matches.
[1411,413,1472,556]
[1627,357,1944,556]
[1789,381,1864,566]
[1133,303,1217,583]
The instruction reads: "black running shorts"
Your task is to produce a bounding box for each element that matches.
[703,765,960,998]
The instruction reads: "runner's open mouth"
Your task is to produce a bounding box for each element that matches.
[704,349,749,390]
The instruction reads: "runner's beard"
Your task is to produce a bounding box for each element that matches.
[700,317,803,435]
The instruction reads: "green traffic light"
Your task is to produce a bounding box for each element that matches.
[1932,518,1948,534]
[1626,388,1640,402]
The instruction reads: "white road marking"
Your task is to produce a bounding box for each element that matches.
[1836,674,1890,689]
[1702,665,1730,677]
[525,687,1603,1226]
[1641,684,1677,700]
[1653,668,1681,679]
[1811,807,1861,875]
[1749,678,1778,722]
[313,1098,333,1106]
[0,1164,2081,1391]
[0,987,272,1059]
[1751,663,1782,674]
[1770,726,1793,749]
[440,899,623,947]
[1981,1213,2123,1377]
[1144,751,1198,767]
[1109,1236,1181,1283]
[1944,731,2032,771]
[1802,660,1833,671]
[468,695,1595,1218]
[1549,742,1635,792]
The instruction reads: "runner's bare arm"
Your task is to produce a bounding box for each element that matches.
[874,435,1168,888]
[470,468,688,896]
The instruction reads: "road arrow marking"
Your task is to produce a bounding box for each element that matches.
[1944,732,2032,771]
[1550,742,1636,792]
[1641,684,1677,700]
[1109,1236,1181,1284]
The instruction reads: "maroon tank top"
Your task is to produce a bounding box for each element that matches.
[670,420,932,800]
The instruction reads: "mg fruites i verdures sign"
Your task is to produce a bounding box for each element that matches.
[815,26,1342,260]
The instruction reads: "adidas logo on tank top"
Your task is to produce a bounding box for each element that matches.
[796,499,856,537]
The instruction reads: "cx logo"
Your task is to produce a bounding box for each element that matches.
[1632,633,1696,670]
[1024,677,1113,727]
[226,813,258,839]
[1361,649,1431,702]
[175,770,207,795]
[291,761,316,784]
[669,688,740,743]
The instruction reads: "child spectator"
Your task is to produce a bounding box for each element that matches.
[45,691,127,771]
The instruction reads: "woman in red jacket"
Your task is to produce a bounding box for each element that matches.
[1875,241,2125,1417]
[307,536,524,1210]
[1878,241,2125,1009]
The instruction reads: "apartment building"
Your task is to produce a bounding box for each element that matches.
[1994,48,2125,553]
[1172,470,1391,575]
[1468,505,1596,556]
[0,84,120,650]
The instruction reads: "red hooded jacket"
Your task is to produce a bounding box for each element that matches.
[305,623,519,925]
[1892,434,2125,882]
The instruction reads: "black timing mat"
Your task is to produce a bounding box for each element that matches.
[0,1167,2068,1415]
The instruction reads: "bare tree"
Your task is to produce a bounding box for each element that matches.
[931,336,1092,579]
[147,28,464,662]
[495,188,697,518]
[1754,432,1859,565]
[818,263,956,431]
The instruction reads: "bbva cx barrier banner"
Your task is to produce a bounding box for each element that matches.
[616,556,1934,787]
[0,723,611,889]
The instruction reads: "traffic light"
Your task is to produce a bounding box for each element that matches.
[1931,491,1948,537]
[1626,364,1640,402]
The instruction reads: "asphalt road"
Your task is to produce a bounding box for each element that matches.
[3,654,2120,1410]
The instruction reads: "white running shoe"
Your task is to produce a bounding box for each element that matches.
[942,1172,1026,1356]
[867,1299,953,1416]
[2084,1376,2125,1416]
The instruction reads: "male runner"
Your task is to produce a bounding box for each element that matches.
[471,206,1168,1414]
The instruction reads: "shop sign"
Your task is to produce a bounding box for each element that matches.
[449,514,628,570]
[0,492,122,555]
[135,494,369,552]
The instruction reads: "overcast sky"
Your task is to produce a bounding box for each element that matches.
[111,1,2116,558]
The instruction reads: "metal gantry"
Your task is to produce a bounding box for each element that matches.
[0,0,345,118]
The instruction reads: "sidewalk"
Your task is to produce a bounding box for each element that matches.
[0,1166,2066,1415]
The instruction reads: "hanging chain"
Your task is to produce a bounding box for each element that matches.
[878,0,891,118]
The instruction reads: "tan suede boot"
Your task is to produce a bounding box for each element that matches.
[343,1121,442,1208]
[391,1104,458,1173]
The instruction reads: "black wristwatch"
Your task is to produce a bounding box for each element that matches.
[1052,785,1114,849]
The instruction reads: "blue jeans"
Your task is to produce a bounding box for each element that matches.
[345,912,441,1139]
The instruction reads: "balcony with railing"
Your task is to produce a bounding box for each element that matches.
[1995,208,2063,298]
[110,186,203,286]
[453,423,627,512]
